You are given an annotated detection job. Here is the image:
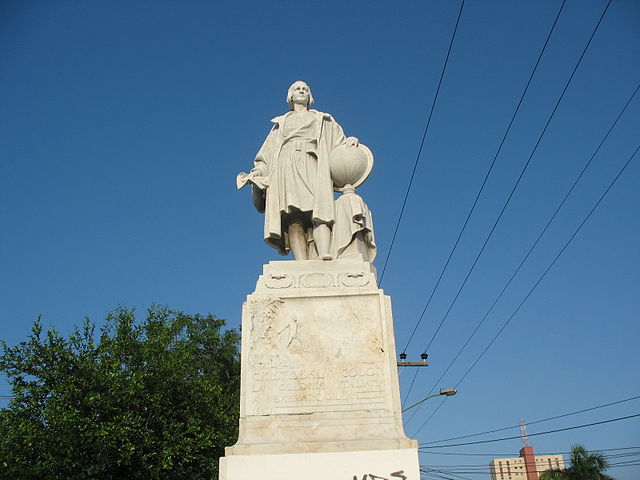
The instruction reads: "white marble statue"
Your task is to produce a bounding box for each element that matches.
[224,85,420,480]
[238,81,360,261]
[332,185,376,262]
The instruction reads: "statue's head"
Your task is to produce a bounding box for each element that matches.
[287,81,314,110]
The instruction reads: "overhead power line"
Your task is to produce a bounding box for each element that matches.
[610,461,640,468]
[400,0,568,356]
[402,0,613,409]
[417,0,613,357]
[412,141,640,435]
[422,468,474,480]
[421,456,640,475]
[379,0,466,285]
[409,81,640,415]
[425,446,640,457]
[420,452,640,468]
[410,396,448,431]
[424,394,640,444]
[421,459,640,476]
[419,413,640,448]
[400,0,569,409]
[422,470,473,480]
[452,145,639,385]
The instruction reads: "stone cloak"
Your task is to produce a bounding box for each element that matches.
[253,110,346,255]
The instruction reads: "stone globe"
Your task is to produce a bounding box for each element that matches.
[329,144,374,191]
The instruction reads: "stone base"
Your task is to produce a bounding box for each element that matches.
[220,260,419,479]
[219,447,420,480]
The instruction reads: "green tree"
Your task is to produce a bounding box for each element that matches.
[540,444,614,480]
[0,306,241,480]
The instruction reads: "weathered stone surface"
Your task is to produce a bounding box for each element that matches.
[219,260,419,479]
[220,448,419,480]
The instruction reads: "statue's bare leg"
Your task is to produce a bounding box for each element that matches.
[288,220,308,260]
[313,222,332,260]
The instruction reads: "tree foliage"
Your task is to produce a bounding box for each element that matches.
[540,444,614,480]
[0,306,241,480]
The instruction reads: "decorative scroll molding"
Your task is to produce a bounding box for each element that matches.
[262,270,375,289]
[338,271,370,288]
[265,273,295,289]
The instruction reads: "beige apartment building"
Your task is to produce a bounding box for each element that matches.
[490,446,565,480]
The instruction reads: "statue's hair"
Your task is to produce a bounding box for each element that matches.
[286,81,314,110]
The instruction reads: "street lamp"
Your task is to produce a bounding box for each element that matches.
[401,388,457,413]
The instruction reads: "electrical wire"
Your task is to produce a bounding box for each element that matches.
[408,81,639,416]
[412,141,640,435]
[452,146,638,388]
[420,452,640,468]
[425,394,640,444]
[419,413,640,448]
[400,0,568,409]
[402,0,612,407]
[421,468,474,480]
[417,0,613,357]
[610,460,640,467]
[419,458,640,475]
[420,460,640,475]
[409,395,446,428]
[379,0,466,285]
[424,446,640,457]
[422,471,470,480]
[400,0,568,355]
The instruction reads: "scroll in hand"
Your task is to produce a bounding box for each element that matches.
[236,171,270,190]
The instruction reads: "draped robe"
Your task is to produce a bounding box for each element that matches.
[252,110,346,255]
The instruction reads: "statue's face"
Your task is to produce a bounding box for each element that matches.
[291,82,310,106]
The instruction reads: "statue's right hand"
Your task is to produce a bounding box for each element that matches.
[236,171,252,189]
[237,171,269,190]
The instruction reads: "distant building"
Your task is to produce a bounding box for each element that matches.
[490,446,565,480]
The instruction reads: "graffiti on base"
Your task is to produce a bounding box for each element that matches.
[353,470,407,480]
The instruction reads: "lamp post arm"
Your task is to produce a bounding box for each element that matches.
[401,393,440,413]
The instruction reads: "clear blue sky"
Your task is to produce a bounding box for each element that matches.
[1,0,638,478]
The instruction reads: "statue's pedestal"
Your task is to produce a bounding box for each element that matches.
[219,448,418,480]
[219,260,419,480]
